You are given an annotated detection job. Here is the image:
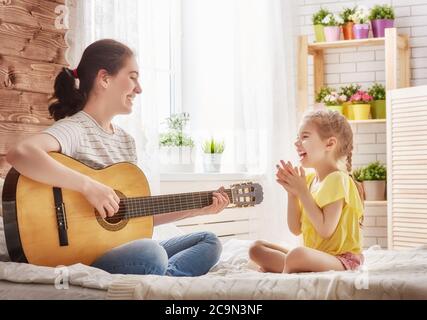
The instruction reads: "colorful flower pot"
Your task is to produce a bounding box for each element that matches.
[324,26,341,42]
[371,100,386,119]
[343,102,353,120]
[363,180,386,201]
[353,23,370,39]
[314,24,326,42]
[326,105,344,114]
[352,104,371,120]
[371,19,394,38]
[342,22,355,40]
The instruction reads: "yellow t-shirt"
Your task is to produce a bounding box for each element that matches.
[300,171,364,255]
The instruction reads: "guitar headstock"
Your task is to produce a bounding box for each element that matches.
[229,182,263,207]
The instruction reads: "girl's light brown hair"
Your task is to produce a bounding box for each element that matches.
[300,110,365,223]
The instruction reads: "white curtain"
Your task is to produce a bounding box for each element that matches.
[66,0,163,194]
[233,0,300,246]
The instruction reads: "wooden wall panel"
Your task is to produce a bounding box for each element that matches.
[0,23,67,64]
[0,55,64,94]
[0,0,68,178]
[0,89,52,125]
[0,0,66,34]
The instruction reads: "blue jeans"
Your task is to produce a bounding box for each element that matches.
[91,231,222,276]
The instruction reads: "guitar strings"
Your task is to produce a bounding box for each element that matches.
[108,189,234,218]
[51,189,253,221]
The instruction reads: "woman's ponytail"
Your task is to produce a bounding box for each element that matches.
[48,67,84,121]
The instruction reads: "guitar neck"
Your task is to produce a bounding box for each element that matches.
[119,189,233,218]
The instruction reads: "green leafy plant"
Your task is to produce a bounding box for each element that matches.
[339,84,362,101]
[352,167,364,182]
[368,83,386,100]
[315,86,334,103]
[340,6,357,23]
[159,113,194,147]
[312,8,331,25]
[202,138,225,154]
[356,162,387,181]
[369,4,395,20]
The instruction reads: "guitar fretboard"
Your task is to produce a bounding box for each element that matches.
[117,189,233,218]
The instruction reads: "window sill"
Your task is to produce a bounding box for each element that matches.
[160,172,265,182]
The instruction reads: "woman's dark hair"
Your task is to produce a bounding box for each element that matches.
[49,39,134,121]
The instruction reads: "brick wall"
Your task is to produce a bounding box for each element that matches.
[296,0,427,248]
[363,202,388,249]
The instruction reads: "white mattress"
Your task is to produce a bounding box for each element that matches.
[106,239,427,300]
[1,214,427,300]
[0,280,107,300]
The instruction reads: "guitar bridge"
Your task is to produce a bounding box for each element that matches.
[53,187,69,246]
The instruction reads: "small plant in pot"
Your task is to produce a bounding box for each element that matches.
[322,91,347,115]
[159,113,195,172]
[349,90,373,120]
[369,4,395,38]
[202,138,225,173]
[312,8,331,42]
[349,5,370,39]
[340,6,358,40]
[368,83,386,119]
[315,86,334,110]
[321,13,344,42]
[356,162,387,201]
[339,84,362,120]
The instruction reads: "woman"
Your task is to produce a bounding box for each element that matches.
[6,39,228,276]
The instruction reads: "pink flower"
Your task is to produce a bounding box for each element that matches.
[350,90,373,103]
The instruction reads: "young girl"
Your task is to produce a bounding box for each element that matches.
[249,110,364,273]
[6,39,229,276]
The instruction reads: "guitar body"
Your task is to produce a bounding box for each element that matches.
[3,152,153,267]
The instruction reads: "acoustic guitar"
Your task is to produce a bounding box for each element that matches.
[2,152,263,267]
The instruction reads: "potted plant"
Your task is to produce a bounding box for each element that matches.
[349,90,373,120]
[202,138,225,173]
[159,112,195,172]
[321,13,344,42]
[315,86,334,110]
[339,84,362,120]
[312,8,331,42]
[340,6,357,40]
[349,5,370,39]
[369,4,395,38]
[356,162,386,201]
[322,91,347,114]
[368,83,386,119]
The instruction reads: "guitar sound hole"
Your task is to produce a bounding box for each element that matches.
[95,190,129,231]
[105,215,122,224]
